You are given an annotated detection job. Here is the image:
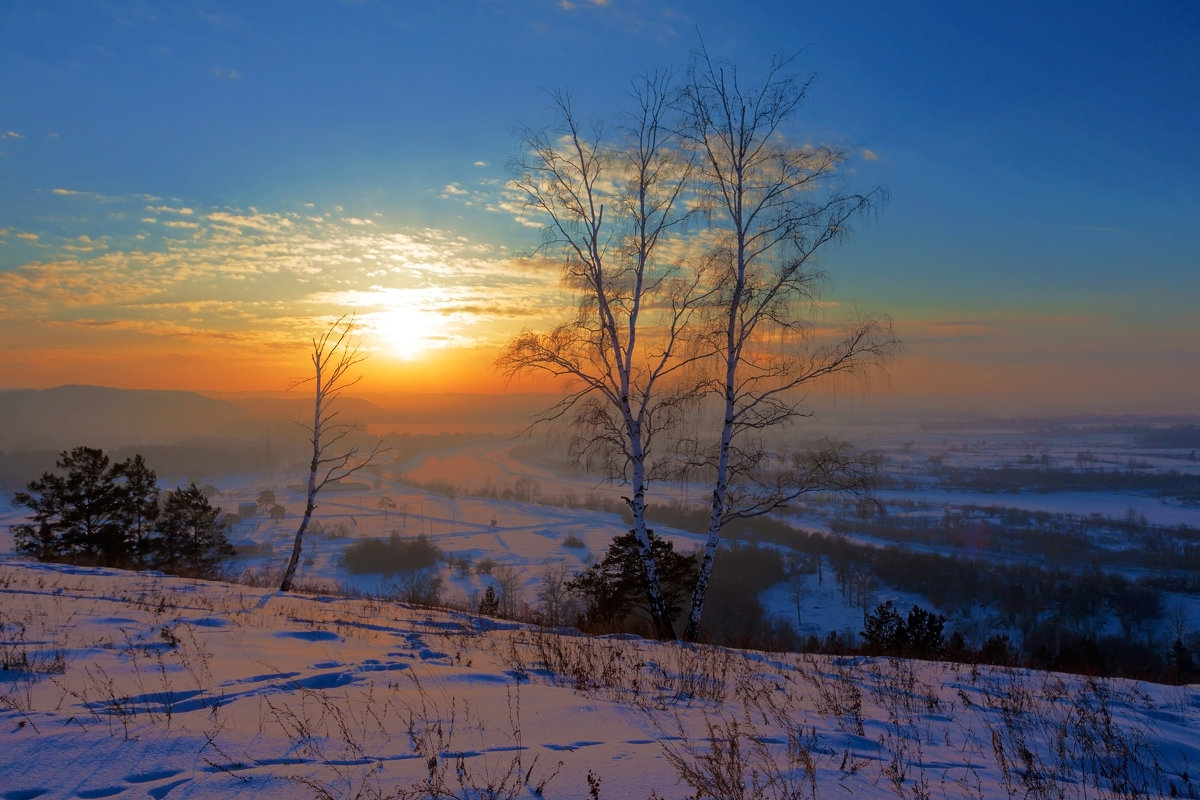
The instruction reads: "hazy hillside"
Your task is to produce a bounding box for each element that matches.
[217,393,389,426]
[0,385,273,450]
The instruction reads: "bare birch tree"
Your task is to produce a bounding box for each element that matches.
[678,46,900,640]
[497,74,707,638]
[280,314,385,592]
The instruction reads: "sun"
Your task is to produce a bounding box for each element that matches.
[371,308,439,361]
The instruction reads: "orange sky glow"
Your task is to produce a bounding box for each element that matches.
[3,3,1197,417]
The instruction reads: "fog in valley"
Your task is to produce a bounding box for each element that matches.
[4,384,1199,680]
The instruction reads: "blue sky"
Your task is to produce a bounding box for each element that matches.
[2,0,1197,412]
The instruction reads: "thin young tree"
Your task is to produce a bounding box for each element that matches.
[280,315,385,592]
[497,74,707,638]
[678,46,900,640]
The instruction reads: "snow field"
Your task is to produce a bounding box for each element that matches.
[2,560,1198,800]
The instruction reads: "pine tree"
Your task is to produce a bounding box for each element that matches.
[861,600,906,655]
[114,454,160,568]
[478,584,500,617]
[566,530,698,634]
[1167,638,1194,685]
[13,447,127,565]
[152,483,233,578]
[905,605,947,657]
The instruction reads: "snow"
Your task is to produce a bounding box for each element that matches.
[2,559,1198,799]
[4,433,1200,798]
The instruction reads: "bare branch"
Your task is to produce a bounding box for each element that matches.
[496,73,708,639]
[281,314,388,592]
[679,43,900,640]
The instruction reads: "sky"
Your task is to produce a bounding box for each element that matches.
[2,0,1197,414]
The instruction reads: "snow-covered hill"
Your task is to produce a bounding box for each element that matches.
[2,558,1198,799]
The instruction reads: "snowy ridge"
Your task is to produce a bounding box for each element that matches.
[2,559,1198,800]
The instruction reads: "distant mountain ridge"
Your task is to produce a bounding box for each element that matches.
[0,385,275,450]
[0,385,551,451]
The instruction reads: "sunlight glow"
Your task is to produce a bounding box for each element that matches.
[369,308,443,361]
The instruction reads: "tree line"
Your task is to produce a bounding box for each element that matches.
[12,446,233,578]
[918,463,1200,502]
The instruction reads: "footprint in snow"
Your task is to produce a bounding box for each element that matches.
[147,779,190,800]
[125,769,182,784]
[277,629,340,642]
[543,740,604,752]
[4,790,48,800]
[74,787,124,799]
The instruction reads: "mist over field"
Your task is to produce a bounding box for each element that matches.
[5,385,1199,660]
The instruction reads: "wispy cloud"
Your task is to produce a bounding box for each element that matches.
[207,210,296,234]
[52,187,152,203]
[0,197,574,367]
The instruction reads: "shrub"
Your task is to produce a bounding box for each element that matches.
[389,568,443,606]
[342,532,442,576]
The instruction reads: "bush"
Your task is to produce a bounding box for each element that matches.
[389,568,443,606]
[342,532,442,576]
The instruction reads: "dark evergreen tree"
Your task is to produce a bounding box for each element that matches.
[979,633,1015,666]
[567,530,698,634]
[12,447,127,565]
[1167,638,1194,685]
[905,604,947,657]
[862,601,946,657]
[114,454,160,567]
[14,448,232,578]
[861,600,906,655]
[478,584,501,617]
[12,485,65,561]
[151,483,232,578]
